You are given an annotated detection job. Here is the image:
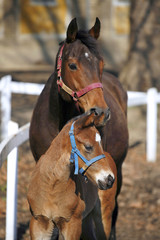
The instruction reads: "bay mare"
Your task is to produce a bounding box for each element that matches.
[29,18,128,239]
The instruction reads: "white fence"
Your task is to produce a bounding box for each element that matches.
[0,75,160,239]
[0,75,44,140]
[0,75,44,240]
[128,88,159,162]
[0,75,159,161]
[0,122,29,240]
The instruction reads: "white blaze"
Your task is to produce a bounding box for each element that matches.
[95,133,101,144]
[85,52,89,58]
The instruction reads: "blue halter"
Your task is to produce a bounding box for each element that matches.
[69,121,105,176]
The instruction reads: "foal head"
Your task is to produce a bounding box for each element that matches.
[56,18,110,125]
[69,109,115,190]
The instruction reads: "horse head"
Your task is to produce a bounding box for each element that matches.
[69,110,115,190]
[56,18,110,126]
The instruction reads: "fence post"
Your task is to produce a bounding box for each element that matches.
[0,75,12,141]
[146,88,158,162]
[6,121,19,240]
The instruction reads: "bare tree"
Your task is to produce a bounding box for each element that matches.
[3,0,17,41]
[120,0,160,91]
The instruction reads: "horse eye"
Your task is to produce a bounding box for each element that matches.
[84,144,93,153]
[69,63,77,70]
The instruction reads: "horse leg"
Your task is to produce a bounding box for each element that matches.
[29,215,55,240]
[98,188,117,240]
[109,200,118,240]
[109,164,122,240]
[60,216,82,240]
[81,212,97,240]
[95,154,117,240]
[60,198,85,240]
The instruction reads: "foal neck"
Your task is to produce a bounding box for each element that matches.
[40,124,72,182]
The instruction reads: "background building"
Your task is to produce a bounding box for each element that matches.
[0,0,130,72]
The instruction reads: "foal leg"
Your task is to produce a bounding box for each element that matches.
[29,215,55,240]
[60,197,85,240]
[61,216,82,240]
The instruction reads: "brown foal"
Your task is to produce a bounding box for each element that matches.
[27,111,117,240]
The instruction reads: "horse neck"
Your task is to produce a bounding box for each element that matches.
[58,96,80,130]
[49,73,80,131]
[48,72,60,124]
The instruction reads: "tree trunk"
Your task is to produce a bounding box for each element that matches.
[119,0,160,91]
[3,0,17,42]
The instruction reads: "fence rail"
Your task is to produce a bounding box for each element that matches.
[0,75,44,140]
[0,121,29,240]
[0,122,30,167]
[0,75,160,240]
[1,75,159,161]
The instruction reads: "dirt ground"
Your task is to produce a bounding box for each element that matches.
[0,72,160,240]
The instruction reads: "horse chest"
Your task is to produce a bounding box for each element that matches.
[51,187,85,227]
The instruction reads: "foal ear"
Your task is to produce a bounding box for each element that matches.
[94,112,106,127]
[66,18,78,43]
[82,112,95,127]
[76,112,95,130]
[76,109,105,129]
[88,17,101,39]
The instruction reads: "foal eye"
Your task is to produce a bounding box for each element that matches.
[69,63,77,70]
[84,144,93,153]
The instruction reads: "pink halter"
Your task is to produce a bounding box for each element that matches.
[57,43,103,101]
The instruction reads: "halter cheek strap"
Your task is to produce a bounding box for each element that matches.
[69,121,105,176]
[57,43,103,101]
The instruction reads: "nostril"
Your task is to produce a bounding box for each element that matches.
[98,174,114,190]
[90,107,99,116]
[106,174,114,189]
[105,108,111,121]
[98,179,106,190]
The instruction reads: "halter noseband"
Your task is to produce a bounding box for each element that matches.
[69,121,105,176]
[57,43,103,101]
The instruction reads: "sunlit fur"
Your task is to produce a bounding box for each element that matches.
[29,18,128,240]
[28,112,117,240]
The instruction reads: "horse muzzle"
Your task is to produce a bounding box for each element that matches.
[97,174,115,190]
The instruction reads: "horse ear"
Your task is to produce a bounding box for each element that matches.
[82,112,95,127]
[88,17,101,39]
[75,112,95,130]
[76,108,107,129]
[94,112,106,127]
[66,18,78,43]
[81,109,105,128]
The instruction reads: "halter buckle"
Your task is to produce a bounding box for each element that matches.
[72,92,78,102]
